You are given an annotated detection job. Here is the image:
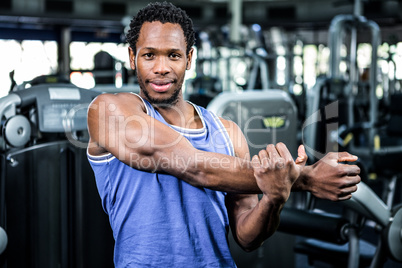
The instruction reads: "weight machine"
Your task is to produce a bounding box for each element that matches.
[0,81,114,268]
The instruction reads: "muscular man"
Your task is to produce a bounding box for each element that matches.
[87,2,360,267]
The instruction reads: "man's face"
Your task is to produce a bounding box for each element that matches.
[129,21,193,106]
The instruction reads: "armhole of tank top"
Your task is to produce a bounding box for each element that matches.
[210,112,235,157]
[86,148,116,163]
[187,101,207,130]
[130,92,150,115]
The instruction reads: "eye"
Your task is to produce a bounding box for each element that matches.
[169,53,181,60]
[143,53,154,59]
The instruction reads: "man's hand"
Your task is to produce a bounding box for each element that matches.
[251,143,299,204]
[296,151,361,201]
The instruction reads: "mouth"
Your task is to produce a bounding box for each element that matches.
[149,79,174,93]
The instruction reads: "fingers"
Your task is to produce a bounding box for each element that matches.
[265,144,278,160]
[252,147,277,169]
[337,184,359,201]
[251,154,262,169]
[343,175,361,187]
[275,143,293,163]
[331,175,361,201]
[253,144,294,202]
[341,184,358,193]
[337,163,361,177]
[323,151,358,163]
[336,151,358,163]
[337,194,353,201]
[253,143,288,170]
[295,145,308,166]
[258,148,270,168]
[321,182,359,202]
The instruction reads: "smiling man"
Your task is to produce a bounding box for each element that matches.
[133,21,186,105]
[86,2,361,267]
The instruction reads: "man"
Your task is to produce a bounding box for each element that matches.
[87,2,360,267]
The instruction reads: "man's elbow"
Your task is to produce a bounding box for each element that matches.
[235,230,275,252]
[237,240,264,252]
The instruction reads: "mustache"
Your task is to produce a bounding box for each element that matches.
[146,78,177,84]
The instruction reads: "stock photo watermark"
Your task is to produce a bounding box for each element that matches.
[64,99,343,168]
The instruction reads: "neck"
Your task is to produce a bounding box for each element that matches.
[154,98,202,129]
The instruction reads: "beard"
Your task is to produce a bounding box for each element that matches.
[137,74,183,106]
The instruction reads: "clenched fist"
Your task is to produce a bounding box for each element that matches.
[295,151,361,201]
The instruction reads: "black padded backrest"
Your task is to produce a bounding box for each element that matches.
[389,93,402,114]
[387,94,402,136]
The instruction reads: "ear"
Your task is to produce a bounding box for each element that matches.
[128,47,136,70]
[186,47,194,70]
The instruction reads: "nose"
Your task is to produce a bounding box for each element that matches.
[153,56,170,75]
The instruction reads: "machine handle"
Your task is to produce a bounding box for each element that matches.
[343,182,390,227]
[12,88,38,108]
[0,93,21,120]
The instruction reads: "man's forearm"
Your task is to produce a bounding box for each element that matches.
[114,120,261,193]
[152,147,262,193]
[229,195,284,251]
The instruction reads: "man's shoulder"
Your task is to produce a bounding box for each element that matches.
[93,92,142,103]
[90,92,145,113]
[215,116,249,158]
[216,116,239,133]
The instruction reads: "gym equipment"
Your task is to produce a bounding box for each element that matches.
[184,30,223,107]
[187,76,222,108]
[187,24,279,108]
[208,89,298,158]
[304,13,380,162]
[0,82,114,268]
[288,181,402,267]
[186,29,249,107]
[246,24,270,91]
[292,0,402,266]
[344,183,402,264]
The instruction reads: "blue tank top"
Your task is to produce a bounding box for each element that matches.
[88,94,237,268]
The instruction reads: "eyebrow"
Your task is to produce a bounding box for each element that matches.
[142,47,183,53]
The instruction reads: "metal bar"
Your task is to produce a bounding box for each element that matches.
[347,227,360,268]
[229,0,242,44]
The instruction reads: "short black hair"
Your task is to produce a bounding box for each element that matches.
[126,2,195,54]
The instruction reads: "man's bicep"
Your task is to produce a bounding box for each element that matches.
[87,93,149,155]
[87,94,108,149]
